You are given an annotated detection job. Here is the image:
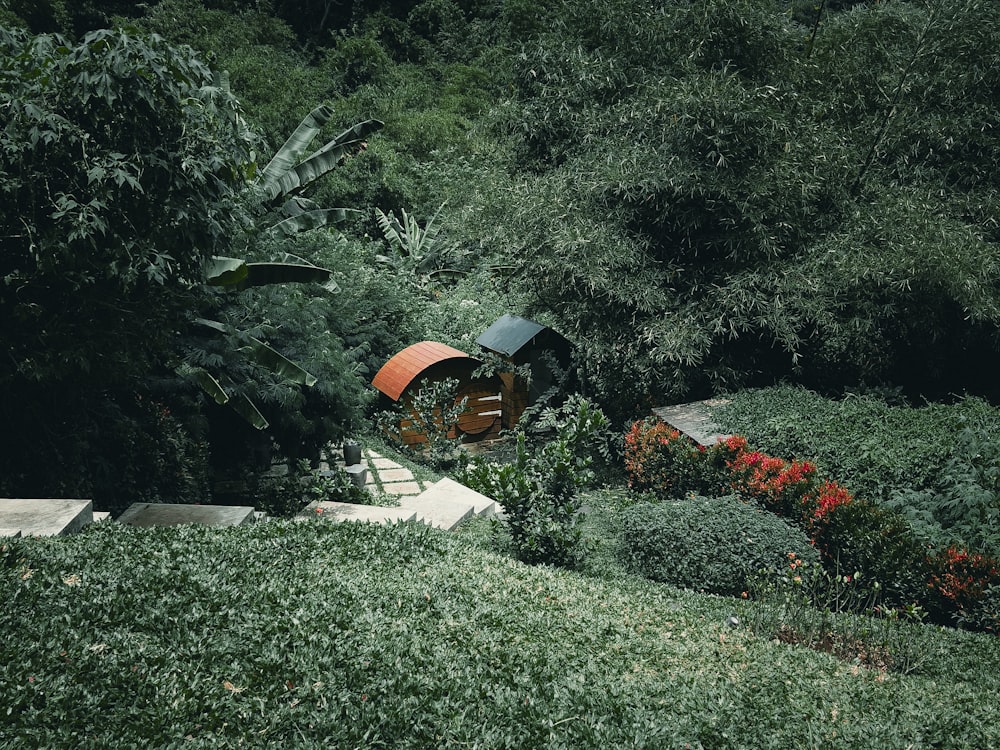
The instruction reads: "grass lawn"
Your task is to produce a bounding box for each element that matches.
[3,513,998,749]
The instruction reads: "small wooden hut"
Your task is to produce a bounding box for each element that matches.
[371,341,502,445]
[475,315,573,429]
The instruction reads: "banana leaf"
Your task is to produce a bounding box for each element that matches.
[231,393,269,430]
[262,119,384,203]
[305,119,384,161]
[267,207,358,237]
[258,104,334,194]
[205,256,249,287]
[237,262,331,289]
[176,364,229,405]
[241,335,318,387]
[194,317,228,333]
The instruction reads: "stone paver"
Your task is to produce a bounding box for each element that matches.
[398,493,474,531]
[117,503,256,528]
[298,501,416,525]
[370,457,401,469]
[419,478,497,517]
[381,481,422,496]
[377,467,414,483]
[0,498,94,537]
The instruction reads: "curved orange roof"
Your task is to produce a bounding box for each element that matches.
[371,341,479,401]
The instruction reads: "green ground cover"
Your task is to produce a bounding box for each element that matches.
[3,518,999,749]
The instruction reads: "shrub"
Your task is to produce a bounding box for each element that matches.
[954,583,1000,635]
[727,448,822,522]
[623,418,733,497]
[458,396,609,567]
[809,498,930,609]
[617,496,820,597]
[251,461,377,519]
[926,545,1000,628]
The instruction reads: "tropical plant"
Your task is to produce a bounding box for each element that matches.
[459,396,609,567]
[179,104,383,435]
[0,27,254,508]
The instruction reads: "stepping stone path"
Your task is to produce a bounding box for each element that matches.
[1,446,501,535]
[300,448,500,530]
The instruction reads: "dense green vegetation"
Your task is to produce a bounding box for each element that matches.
[4,519,1000,748]
[3,0,999,508]
[713,386,1000,557]
[3,4,1000,741]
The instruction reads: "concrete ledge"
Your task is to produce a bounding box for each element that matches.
[419,478,497,517]
[0,498,93,536]
[0,528,22,538]
[117,503,256,528]
[297,501,417,525]
[398,484,479,531]
[652,399,732,447]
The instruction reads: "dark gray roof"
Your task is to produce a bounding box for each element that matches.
[476,314,547,356]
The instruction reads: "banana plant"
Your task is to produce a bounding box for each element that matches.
[201,106,383,297]
[258,104,383,231]
[181,105,383,429]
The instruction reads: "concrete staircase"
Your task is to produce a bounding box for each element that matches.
[297,477,499,531]
[1,448,501,535]
[0,498,95,537]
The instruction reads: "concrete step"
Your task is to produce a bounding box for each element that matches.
[0,498,93,536]
[116,503,257,528]
[397,496,474,531]
[297,501,417,525]
[417,478,498,517]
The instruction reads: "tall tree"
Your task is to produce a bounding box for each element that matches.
[0,27,256,504]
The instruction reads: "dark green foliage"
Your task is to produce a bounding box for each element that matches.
[249,460,374,518]
[378,377,467,469]
[133,0,333,147]
[5,520,1000,747]
[0,390,211,517]
[810,498,931,610]
[713,386,1000,507]
[886,421,1000,557]
[475,0,1000,406]
[459,396,609,567]
[618,496,820,597]
[0,27,253,387]
[0,27,254,510]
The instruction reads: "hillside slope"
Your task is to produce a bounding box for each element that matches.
[2,520,998,748]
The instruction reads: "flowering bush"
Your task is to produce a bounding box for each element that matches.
[626,420,854,523]
[727,449,820,520]
[624,419,732,497]
[927,545,1000,626]
[622,419,1000,633]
